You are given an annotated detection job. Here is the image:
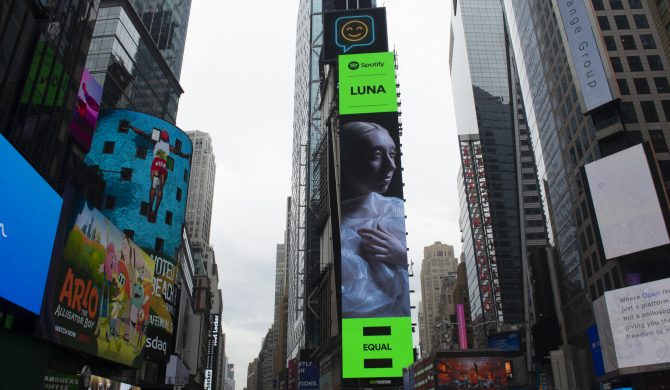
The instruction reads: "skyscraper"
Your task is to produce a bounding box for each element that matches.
[186,130,217,246]
[451,0,548,342]
[419,242,458,355]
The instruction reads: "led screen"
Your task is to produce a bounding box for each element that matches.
[86,110,193,260]
[323,8,389,62]
[21,39,68,107]
[593,277,670,372]
[584,143,670,259]
[0,135,62,313]
[69,68,102,152]
[338,112,413,378]
[40,188,163,367]
[435,357,510,389]
[339,52,398,115]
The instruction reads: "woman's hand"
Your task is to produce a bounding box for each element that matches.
[358,224,407,266]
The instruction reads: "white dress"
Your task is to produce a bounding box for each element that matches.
[340,192,410,318]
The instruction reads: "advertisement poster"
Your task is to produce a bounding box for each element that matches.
[0,135,62,314]
[298,361,319,390]
[86,109,193,260]
[323,8,389,62]
[435,357,510,389]
[144,250,178,361]
[338,52,398,115]
[21,39,69,106]
[69,68,102,152]
[41,188,157,367]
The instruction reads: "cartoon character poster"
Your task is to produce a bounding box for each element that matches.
[40,188,156,367]
[435,357,510,390]
[69,68,102,152]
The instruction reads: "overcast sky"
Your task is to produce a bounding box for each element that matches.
[176,1,460,388]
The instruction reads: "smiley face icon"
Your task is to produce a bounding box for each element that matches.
[341,19,369,42]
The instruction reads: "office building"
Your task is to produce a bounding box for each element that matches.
[419,242,458,355]
[186,130,216,246]
[502,0,670,386]
[451,0,548,348]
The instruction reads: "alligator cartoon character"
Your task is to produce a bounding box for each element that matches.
[130,271,150,352]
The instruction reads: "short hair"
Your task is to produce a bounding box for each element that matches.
[339,121,390,161]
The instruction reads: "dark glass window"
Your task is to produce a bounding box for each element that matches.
[655,77,670,93]
[140,201,149,216]
[136,146,147,159]
[176,187,182,201]
[641,101,660,122]
[609,0,624,9]
[123,229,135,240]
[648,55,664,70]
[165,211,173,226]
[650,130,668,152]
[105,196,116,210]
[614,15,629,29]
[118,120,129,133]
[610,57,623,72]
[620,101,638,123]
[103,141,115,154]
[155,238,164,252]
[617,79,630,94]
[175,139,182,153]
[627,56,643,71]
[628,0,642,8]
[121,167,133,181]
[604,274,613,291]
[592,0,605,10]
[183,169,189,182]
[662,101,670,121]
[634,14,649,28]
[640,34,656,49]
[634,78,650,94]
[598,16,611,30]
[167,156,174,171]
[604,36,617,51]
[621,35,636,50]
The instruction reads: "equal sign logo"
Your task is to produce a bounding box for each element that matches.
[362,326,393,369]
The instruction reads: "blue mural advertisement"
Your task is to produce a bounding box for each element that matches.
[0,135,62,313]
[85,110,192,260]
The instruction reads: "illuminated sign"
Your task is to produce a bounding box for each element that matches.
[0,135,62,314]
[69,68,102,152]
[435,356,510,388]
[338,52,397,115]
[21,40,69,106]
[323,8,389,62]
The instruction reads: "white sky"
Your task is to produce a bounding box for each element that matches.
[177,1,461,388]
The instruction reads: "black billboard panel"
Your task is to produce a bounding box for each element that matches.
[323,8,389,62]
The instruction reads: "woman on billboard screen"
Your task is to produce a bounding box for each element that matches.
[339,120,410,318]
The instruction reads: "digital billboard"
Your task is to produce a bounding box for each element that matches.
[338,112,413,378]
[86,110,193,260]
[323,8,389,62]
[0,135,62,314]
[21,39,69,106]
[40,188,157,367]
[584,143,670,259]
[435,356,510,389]
[338,52,397,115]
[69,68,102,152]
[144,250,178,362]
[593,277,670,373]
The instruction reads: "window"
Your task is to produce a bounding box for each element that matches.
[617,79,630,94]
[123,229,135,240]
[612,269,622,289]
[640,34,656,49]
[609,0,624,9]
[118,120,129,133]
[610,57,623,72]
[634,78,650,94]
[604,274,613,291]
[155,238,164,252]
[628,0,642,8]
[641,101,660,122]
[650,130,668,152]
[662,100,670,121]
[627,56,643,71]
[620,101,638,123]
[140,201,149,216]
[614,15,629,29]
[105,196,116,210]
[604,36,617,51]
[121,167,133,181]
[655,77,670,93]
[175,139,182,153]
[598,16,611,30]
[136,146,147,159]
[592,0,605,10]
[648,55,664,70]
[176,187,182,201]
[103,141,115,154]
[634,14,649,28]
[167,156,174,171]
[183,169,189,183]
[165,211,173,226]
[621,35,636,50]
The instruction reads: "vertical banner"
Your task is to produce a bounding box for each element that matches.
[457,304,469,350]
[69,68,102,152]
[298,361,319,390]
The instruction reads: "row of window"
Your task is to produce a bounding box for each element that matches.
[604,34,657,51]
[102,141,190,183]
[617,76,670,94]
[592,0,642,10]
[611,55,664,72]
[598,14,649,30]
[105,196,176,226]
